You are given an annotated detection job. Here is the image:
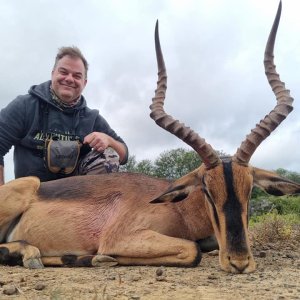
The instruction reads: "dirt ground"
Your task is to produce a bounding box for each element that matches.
[0,241,299,300]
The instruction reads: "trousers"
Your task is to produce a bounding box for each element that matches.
[77,147,120,175]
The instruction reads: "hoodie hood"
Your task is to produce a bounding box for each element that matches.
[28,80,87,113]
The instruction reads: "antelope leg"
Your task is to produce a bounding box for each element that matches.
[99,230,201,267]
[0,240,43,269]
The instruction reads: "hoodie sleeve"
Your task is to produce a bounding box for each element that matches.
[0,96,27,165]
[94,114,128,164]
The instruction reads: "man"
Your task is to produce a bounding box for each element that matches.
[0,46,128,185]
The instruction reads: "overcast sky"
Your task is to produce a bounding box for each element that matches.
[0,0,299,182]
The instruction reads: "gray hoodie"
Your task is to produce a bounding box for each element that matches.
[0,81,128,181]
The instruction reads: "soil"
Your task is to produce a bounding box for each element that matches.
[0,242,299,300]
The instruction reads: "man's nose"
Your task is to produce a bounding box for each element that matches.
[65,73,74,83]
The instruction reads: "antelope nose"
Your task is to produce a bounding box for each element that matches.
[228,256,250,273]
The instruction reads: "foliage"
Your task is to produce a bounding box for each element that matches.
[250,192,300,218]
[268,195,300,215]
[275,168,300,183]
[251,187,267,199]
[135,159,155,176]
[154,148,201,179]
[120,148,202,179]
[121,148,229,179]
[249,197,274,217]
[250,211,300,244]
[250,168,300,217]
[121,155,138,173]
[120,156,155,175]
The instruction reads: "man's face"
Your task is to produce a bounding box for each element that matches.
[51,55,87,103]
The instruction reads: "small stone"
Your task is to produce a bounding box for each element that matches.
[0,280,6,287]
[207,274,218,280]
[34,282,46,290]
[156,267,164,276]
[3,285,18,295]
[259,251,267,258]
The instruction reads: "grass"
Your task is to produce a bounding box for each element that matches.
[249,211,300,246]
[249,193,300,245]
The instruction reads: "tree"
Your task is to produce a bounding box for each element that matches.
[136,159,155,176]
[120,155,137,173]
[154,148,202,179]
[120,156,155,176]
[120,148,230,179]
[275,168,300,183]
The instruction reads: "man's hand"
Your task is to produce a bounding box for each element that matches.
[83,132,110,152]
[83,132,127,163]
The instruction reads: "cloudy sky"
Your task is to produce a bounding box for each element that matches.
[0,0,299,181]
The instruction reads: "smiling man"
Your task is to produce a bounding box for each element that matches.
[0,47,128,184]
[51,53,87,105]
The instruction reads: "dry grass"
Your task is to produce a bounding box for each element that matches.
[250,212,300,249]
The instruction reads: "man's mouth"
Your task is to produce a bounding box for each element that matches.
[60,83,76,89]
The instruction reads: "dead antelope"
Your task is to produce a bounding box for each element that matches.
[0,1,299,274]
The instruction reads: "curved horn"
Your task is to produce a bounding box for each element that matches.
[234,1,294,164]
[150,21,221,168]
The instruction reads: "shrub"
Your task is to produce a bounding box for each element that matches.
[250,211,300,246]
[268,195,300,215]
[250,194,300,217]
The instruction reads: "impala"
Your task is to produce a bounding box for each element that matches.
[0,1,298,273]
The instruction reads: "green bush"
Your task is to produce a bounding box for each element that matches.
[250,210,300,225]
[249,211,300,244]
[250,192,300,217]
[268,195,300,215]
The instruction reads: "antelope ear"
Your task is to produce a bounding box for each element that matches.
[150,172,200,203]
[252,167,300,196]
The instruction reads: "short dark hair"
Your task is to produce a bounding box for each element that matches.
[53,46,89,78]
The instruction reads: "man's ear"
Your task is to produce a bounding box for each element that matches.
[150,172,200,204]
[252,167,300,196]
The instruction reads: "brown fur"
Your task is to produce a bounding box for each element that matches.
[0,162,299,273]
[0,2,298,274]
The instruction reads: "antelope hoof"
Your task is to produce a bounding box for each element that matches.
[23,258,44,269]
[92,255,118,267]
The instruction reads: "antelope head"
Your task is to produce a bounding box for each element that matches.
[150,1,299,273]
